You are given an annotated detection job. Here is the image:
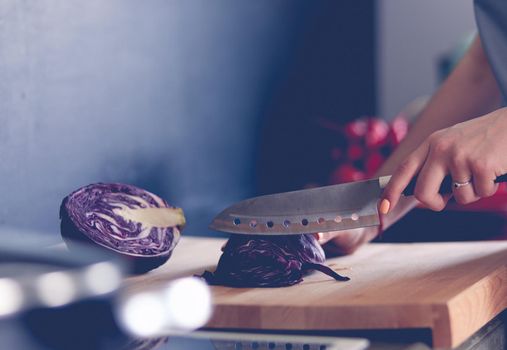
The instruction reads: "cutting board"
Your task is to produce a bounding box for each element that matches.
[125,237,507,349]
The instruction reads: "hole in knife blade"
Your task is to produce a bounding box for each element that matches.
[317,217,325,224]
[334,215,342,223]
[301,219,309,226]
[249,220,257,228]
[233,218,241,226]
[351,213,359,221]
[266,221,274,228]
[283,220,291,228]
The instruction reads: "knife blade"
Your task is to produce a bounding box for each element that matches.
[209,176,391,235]
[209,173,507,235]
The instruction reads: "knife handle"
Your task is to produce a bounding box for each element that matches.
[402,174,507,196]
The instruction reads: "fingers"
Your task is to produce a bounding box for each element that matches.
[321,227,379,256]
[449,158,478,205]
[413,157,447,211]
[316,230,359,246]
[316,226,378,248]
[321,230,361,250]
[315,232,332,245]
[471,161,499,198]
[382,142,429,211]
[449,157,498,204]
[452,178,478,205]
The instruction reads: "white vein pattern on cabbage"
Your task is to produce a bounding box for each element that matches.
[63,183,183,256]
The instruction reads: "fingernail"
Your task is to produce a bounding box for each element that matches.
[379,199,390,215]
[314,232,322,241]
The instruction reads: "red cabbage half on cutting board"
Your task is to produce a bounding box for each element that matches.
[201,234,349,287]
[60,183,185,274]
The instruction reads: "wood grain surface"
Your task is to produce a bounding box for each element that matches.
[125,237,507,348]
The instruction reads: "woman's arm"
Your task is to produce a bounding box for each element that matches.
[377,36,501,179]
[319,35,502,251]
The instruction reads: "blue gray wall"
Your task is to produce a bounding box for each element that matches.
[0,1,375,240]
[0,0,302,237]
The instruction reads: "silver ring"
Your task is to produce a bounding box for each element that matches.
[453,180,471,189]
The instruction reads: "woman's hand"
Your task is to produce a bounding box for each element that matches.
[318,37,502,255]
[316,196,417,254]
[382,107,507,213]
[318,107,507,254]
[316,226,378,255]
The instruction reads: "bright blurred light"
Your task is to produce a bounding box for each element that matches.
[36,271,77,307]
[117,277,211,337]
[84,262,121,295]
[0,278,23,317]
[119,292,166,337]
[164,277,211,330]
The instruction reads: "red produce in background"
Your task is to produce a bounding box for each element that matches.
[343,119,368,141]
[320,116,408,184]
[346,144,364,161]
[389,115,409,146]
[365,152,385,175]
[329,163,365,184]
[366,118,389,148]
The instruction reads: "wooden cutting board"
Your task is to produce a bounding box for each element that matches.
[125,237,507,349]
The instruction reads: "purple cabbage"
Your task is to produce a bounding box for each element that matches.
[201,234,349,287]
[60,183,185,273]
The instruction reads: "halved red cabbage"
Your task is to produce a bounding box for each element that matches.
[201,234,349,287]
[60,183,185,273]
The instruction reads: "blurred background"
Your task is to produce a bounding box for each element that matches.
[1,0,489,243]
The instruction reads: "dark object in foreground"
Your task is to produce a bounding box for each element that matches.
[60,183,185,274]
[201,234,349,287]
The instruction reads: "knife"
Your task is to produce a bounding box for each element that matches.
[210,174,507,235]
